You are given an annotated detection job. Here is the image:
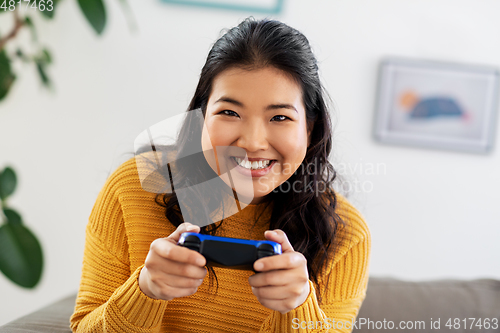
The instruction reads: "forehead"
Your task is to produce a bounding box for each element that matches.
[209,66,303,104]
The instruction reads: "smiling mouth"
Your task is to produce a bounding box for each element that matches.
[231,157,277,170]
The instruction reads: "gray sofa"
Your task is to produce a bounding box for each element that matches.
[357,278,500,333]
[1,277,499,332]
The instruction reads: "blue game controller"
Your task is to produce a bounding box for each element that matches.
[178,232,282,271]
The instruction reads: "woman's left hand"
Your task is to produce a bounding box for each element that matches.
[248,229,310,314]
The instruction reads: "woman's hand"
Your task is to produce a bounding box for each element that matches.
[138,222,207,300]
[248,229,310,314]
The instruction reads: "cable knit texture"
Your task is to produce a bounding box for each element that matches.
[70,157,371,332]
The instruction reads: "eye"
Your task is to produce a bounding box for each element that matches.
[271,115,291,122]
[218,110,239,117]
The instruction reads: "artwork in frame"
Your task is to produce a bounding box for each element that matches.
[160,0,284,14]
[374,58,499,154]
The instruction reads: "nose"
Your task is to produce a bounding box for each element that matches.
[235,120,269,152]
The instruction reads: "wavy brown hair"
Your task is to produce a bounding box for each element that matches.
[153,17,345,301]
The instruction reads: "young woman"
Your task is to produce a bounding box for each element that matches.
[70,18,370,333]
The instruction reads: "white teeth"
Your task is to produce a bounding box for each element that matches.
[234,157,272,170]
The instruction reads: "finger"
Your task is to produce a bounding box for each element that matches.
[150,238,206,267]
[167,222,201,243]
[248,269,295,288]
[160,260,208,280]
[264,229,294,253]
[253,252,305,272]
[144,264,205,290]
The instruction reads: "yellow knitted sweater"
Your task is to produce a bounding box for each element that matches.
[70,157,370,333]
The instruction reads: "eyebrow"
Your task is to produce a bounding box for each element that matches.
[214,97,298,113]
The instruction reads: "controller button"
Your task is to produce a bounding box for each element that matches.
[185,235,201,245]
[257,244,276,259]
[257,243,274,252]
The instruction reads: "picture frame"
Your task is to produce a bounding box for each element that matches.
[160,0,284,14]
[374,58,500,154]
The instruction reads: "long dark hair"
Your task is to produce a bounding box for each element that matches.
[154,17,345,302]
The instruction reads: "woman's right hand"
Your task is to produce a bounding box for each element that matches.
[138,222,207,300]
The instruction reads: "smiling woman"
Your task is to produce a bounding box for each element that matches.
[70,17,370,333]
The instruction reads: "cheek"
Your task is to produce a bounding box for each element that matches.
[201,124,212,151]
[202,119,238,148]
[272,125,309,164]
[202,119,232,174]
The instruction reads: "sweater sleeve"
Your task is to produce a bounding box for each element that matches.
[258,196,371,333]
[70,164,168,333]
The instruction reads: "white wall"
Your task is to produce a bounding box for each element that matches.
[1,0,499,325]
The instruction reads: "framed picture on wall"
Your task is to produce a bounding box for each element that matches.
[160,0,284,14]
[374,58,500,153]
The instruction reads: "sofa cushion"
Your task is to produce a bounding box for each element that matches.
[356,277,500,333]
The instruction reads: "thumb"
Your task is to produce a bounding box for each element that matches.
[167,222,200,243]
[264,229,294,253]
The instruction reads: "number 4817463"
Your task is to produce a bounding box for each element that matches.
[0,0,54,12]
[445,318,499,330]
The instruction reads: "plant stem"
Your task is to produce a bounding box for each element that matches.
[0,10,25,51]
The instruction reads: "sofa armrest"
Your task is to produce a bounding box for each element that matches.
[0,294,76,333]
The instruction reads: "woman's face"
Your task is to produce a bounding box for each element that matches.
[201,66,311,204]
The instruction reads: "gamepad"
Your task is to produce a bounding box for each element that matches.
[178,232,282,271]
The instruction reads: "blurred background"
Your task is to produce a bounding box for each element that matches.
[1,0,499,325]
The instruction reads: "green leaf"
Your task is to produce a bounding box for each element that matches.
[0,167,17,201]
[3,208,22,225]
[24,16,37,42]
[42,48,52,64]
[77,0,106,35]
[36,48,52,65]
[0,49,16,102]
[0,223,43,288]
[40,0,60,19]
[36,61,50,87]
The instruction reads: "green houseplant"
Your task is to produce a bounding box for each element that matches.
[0,0,135,101]
[0,0,133,288]
[0,166,43,288]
